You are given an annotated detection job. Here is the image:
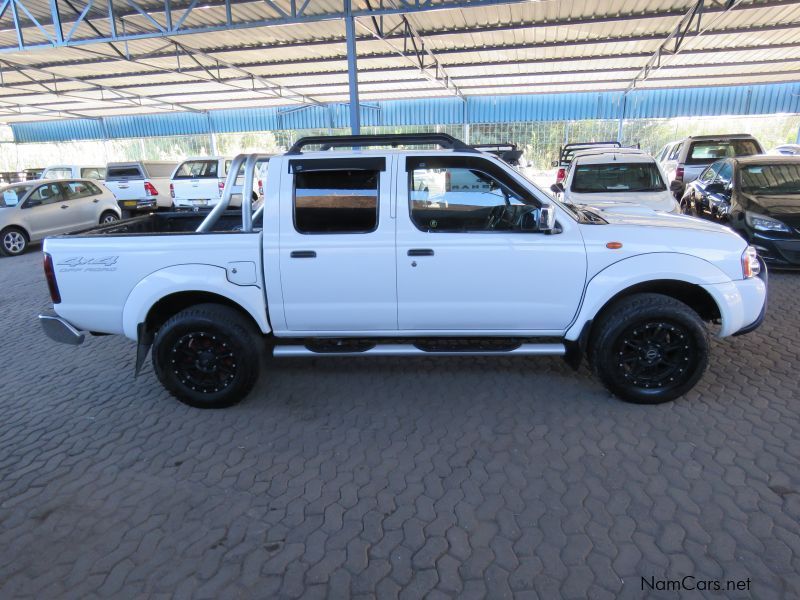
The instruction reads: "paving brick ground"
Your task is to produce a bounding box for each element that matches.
[1,248,799,599]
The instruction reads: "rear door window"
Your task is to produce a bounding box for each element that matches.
[294,169,379,234]
[716,162,734,185]
[62,181,95,200]
[698,161,722,184]
[106,165,143,180]
[173,160,219,179]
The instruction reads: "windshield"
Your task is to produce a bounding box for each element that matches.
[572,163,666,193]
[0,185,33,207]
[740,164,800,196]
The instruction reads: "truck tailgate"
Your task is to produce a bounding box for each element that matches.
[105,180,145,201]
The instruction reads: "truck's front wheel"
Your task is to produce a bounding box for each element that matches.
[152,303,263,408]
[590,293,709,404]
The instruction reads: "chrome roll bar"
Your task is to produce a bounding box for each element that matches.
[196,153,269,233]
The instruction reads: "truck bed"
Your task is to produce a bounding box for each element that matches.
[74,211,251,237]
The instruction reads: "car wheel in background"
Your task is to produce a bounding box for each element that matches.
[100,211,119,224]
[152,303,264,408]
[0,227,28,256]
[590,293,709,404]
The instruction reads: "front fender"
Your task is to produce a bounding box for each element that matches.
[564,252,735,341]
[122,264,270,341]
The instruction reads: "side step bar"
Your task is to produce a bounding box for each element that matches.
[273,343,566,358]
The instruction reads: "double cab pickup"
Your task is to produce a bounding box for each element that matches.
[39,134,767,408]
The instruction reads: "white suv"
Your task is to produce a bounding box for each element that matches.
[554,149,679,214]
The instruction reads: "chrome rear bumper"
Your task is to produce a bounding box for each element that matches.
[39,313,85,345]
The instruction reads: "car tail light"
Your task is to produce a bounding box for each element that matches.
[741,246,760,279]
[43,252,61,304]
[258,179,263,196]
[556,167,566,183]
[169,183,175,198]
[675,166,684,181]
[144,181,158,196]
[218,180,225,197]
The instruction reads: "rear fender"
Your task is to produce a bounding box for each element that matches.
[122,263,270,342]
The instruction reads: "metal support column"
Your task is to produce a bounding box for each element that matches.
[344,0,360,135]
[462,98,470,143]
[617,94,627,143]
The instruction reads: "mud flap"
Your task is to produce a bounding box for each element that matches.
[135,322,154,377]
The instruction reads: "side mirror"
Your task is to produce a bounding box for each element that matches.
[550,182,564,194]
[669,180,684,194]
[538,203,557,233]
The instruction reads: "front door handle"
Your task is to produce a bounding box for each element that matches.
[60,204,69,209]
[408,248,434,257]
[290,250,316,258]
[93,198,99,203]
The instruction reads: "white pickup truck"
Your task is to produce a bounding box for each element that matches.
[38,134,767,409]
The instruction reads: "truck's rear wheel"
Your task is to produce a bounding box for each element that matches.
[152,303,263,408]
[590,293,709,404]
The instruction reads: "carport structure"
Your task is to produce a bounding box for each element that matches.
[0,0,799,138]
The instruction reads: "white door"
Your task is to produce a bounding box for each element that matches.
[23,183,73,238]
[397,155,587,333]
[278,156,397,332]
[60,181,99,228]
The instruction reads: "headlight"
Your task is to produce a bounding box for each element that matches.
[745,211,790,232]
[741,246,760,279]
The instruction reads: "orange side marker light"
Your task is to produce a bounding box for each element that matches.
[606,241,623,249]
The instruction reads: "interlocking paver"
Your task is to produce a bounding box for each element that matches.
[0,249,799,598]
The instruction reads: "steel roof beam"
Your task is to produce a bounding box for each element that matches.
[625,0,747,92]
[0,0,534,53]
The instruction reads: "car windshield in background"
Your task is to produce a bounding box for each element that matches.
[740,164,800,196]
[687,140,760,164]
[572,163,666,193]
[0,185,33,207]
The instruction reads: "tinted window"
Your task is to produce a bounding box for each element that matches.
[144,163,178,178]
[687,140,760,164]
[294,170,378,234]
[572,163,665,193]
[716,162,733,185]
[740,164,800,196]
[81,167,105,179]
[63,181,95,199]
[106,165,143,180]
[699,161,723,184]
[410,166,535,232]
[173,160,219,179]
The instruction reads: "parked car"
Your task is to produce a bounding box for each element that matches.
[681,155,800,268]
[769,144,800,156]
[551,149,679,214]
[42,165,106,182]
[0,179,120,256]
[39,134,766,409]
[104,161,178,213]
[171,157,271,210]
[170,157,232,209]
[23,168,44,180]
[552,141,623,185]
[657,134,764,195]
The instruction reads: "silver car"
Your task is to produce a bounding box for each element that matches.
[0,179,120,256]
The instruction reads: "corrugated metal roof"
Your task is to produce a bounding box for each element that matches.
[0,0,798,131]
[10,82,800,143]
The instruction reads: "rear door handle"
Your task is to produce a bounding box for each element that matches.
[408,248,434,256]
[290,250,316,258]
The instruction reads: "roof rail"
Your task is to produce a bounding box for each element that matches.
[286,133,476,155]
[471,143,523,165]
